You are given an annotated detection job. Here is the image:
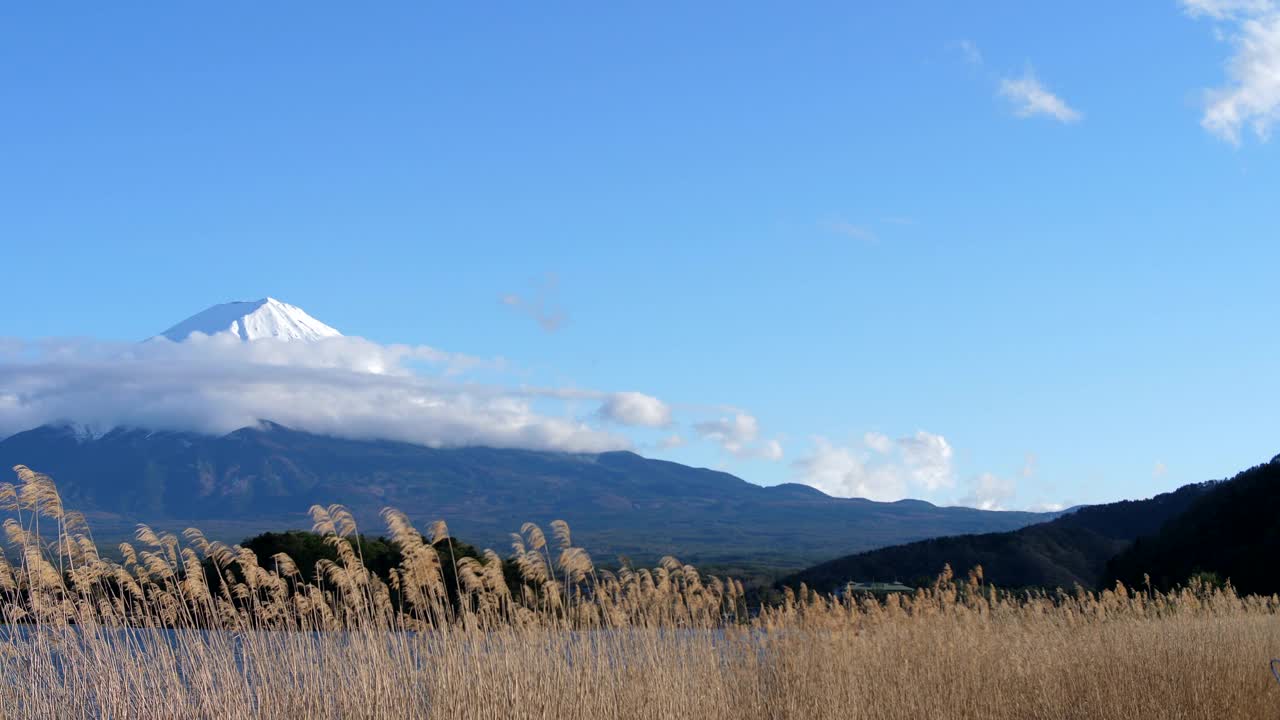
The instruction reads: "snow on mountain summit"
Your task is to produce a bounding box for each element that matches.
[158,298,342,342]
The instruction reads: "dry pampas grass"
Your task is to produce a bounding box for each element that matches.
[1,464,1279,719]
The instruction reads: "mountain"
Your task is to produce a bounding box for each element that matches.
[2,298,1052,572]
[780,479,1215,591]
[1106,455,1280,596]
[157,297,342,342]
[0,422,1051,572]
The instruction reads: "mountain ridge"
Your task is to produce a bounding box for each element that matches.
[0,422,1052,572]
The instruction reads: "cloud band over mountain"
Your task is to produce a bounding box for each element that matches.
[0,334,637,453]
[0,297,781,471]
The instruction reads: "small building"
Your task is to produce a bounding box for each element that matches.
[837,581,914,598]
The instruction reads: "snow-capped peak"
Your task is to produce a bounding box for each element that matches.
[158,297,343,342]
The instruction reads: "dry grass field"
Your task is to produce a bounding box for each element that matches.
[2,464,1279,719]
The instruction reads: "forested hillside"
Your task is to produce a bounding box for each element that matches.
[1107,455,1280,596]
[781,481,1214,591]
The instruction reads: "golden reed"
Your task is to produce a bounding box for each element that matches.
[2,465,1278,719]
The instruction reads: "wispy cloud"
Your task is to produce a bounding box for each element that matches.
[820,218,877,243]
[1020,452,1039,479]
[953,39,983,66]
[501,273,567,332]
[1153,461,1169,479]
[960,471,1017,510]
[656,434,686,450]
[1182,0,1280,144]
[1184,0,1274,21]
[999,69,1083,123]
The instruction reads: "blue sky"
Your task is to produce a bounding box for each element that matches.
[3,2,1279,510]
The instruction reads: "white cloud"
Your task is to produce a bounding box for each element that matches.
[693,412,784,461]
[0,335,628,453]
[597,391,672,428]
[1182,0,1280,144]
[999,69,1083,123]
[960,472,1017,511]
[863,431,894,455]
[896,430,955,491]
[1153,461,1169,479]
[793,437,908,501]
[694,412,758,453]
[1184,0,1274,20]
[1,330,797,463]
[759,438,785,461]
[793,431,955,501]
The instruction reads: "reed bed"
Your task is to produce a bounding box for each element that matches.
[1,464,1278,719]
